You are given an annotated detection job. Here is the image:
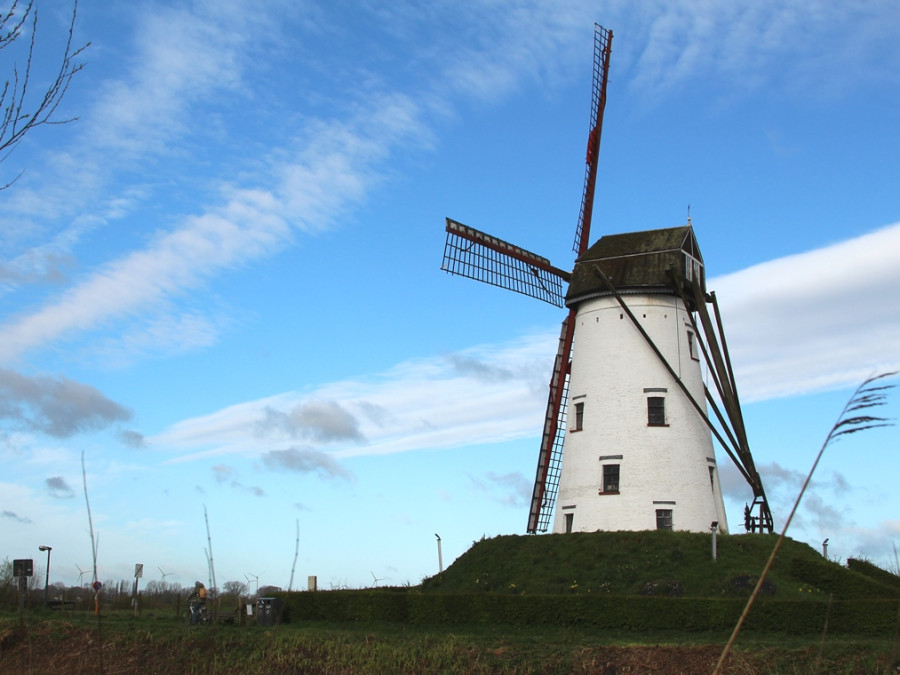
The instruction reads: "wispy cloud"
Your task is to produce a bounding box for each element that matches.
[0,190,293,365]
[150,333,552,462]
[256,401,366,444]
[4,1,896,372]
[212,464,234,484]
[46,476,75,499]
[0,369,130,437]
[2,510,32,524]
[150,223,900,466]
[212,462,266,495]
[1,1,275,249]
[0,95,432,369]
[119,429,145,448]
[468,471,532,508]
[261,447,353,480]
[618,1,900,102]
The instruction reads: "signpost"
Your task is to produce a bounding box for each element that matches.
[92,580,102,615]
[133,563,143,617]
[13,559,34,614]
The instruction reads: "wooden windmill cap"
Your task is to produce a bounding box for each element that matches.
[566,225,705,306]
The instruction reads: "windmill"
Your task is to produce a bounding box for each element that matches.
[440,24,773,536]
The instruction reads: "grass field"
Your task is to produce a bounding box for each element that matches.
[3,531,899,673]
[1,612,897,673]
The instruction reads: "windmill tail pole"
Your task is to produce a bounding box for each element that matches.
[713,372,896,674]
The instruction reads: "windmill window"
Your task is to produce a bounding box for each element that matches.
[687,330,699,360]
[601,464,620,493]
[573,402,584,431]
[709,466,716,492]
[656,509,673,531]
[685,253,702,282]
[564,513,574,533]
[647,396,666,426]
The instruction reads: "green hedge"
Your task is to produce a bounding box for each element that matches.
[279,591,900,634]
[847,558,900,591]
[788,556,900,599]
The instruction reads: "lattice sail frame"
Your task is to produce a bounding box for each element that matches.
[527,316,573,533]
[573,24,613,256]
[442,218,568,308]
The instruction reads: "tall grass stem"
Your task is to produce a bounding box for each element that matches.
[714,372,895,674]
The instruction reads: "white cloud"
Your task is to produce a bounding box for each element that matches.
[8,0,896,372]
[710,221,900,401]
[0,193,290,365]
[618,1,900,101]
[149,333,553,462]
[150,222,900,470]
[0,74,434,368]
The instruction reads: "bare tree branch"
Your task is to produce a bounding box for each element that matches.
[0,0,89,188]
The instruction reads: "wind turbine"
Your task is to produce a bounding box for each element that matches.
[75,564,87,587]
[370,571,386,588]
[245,572,260,597]
[158,566,172,584]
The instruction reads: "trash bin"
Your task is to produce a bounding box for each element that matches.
[256,597,283,626]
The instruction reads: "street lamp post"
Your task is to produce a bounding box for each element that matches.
[38,546,52,606]
[434,534,443,573]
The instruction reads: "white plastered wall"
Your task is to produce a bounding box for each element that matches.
[552,294,729,534]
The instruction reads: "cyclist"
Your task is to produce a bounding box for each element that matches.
[188,581,208,624]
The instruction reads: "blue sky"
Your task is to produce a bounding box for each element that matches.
[2,0,899,593]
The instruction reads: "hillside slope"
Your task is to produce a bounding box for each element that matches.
[420,531,898,600]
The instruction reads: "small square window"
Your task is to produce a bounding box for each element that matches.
[602,464,619,493]
[656,509,673,531]
[647,396,666,426]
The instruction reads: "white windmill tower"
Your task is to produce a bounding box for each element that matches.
[441,25,773,536]
[554,225,728,534]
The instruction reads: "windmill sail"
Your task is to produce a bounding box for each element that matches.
[573,24,613,256]
[528,25,613,531]
[527,316,574,533]
[441,218,569,307]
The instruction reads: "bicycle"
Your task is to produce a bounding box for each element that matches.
[183,604,211,626]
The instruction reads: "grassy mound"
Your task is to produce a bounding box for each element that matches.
[419,531,898,600]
